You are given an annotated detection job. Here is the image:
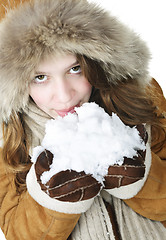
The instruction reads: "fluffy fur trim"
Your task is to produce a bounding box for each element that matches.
[0,0,151,121]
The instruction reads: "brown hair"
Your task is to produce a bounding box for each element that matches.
[1,54,164,193]
[2,112,31,193]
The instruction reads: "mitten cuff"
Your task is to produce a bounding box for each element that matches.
[26,165,94,214]
[105,125,151,199]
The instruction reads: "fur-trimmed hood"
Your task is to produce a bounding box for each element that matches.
[0,0,150,121]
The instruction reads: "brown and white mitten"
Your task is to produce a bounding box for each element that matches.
[103,125,151,199]
[26,149,102,214]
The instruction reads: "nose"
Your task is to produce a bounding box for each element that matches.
[51,77,74,103]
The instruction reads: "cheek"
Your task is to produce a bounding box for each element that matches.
[84,82,92,99]
[29,86,48,106]
[77,78,92,96]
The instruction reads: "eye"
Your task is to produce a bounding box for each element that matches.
[69,65,81,74]
[34,75,47,83]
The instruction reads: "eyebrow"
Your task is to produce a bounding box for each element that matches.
[35,60,79,75]
[66,60,79,69]
[35,71,49,75]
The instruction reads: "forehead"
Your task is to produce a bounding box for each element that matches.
[35,53,78,72]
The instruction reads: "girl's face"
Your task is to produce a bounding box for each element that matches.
[29,54,92,118]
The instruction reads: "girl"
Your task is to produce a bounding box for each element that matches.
[0,0,166,239]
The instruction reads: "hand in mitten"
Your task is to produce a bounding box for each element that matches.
[35,150,102,202]
[103,125,149,199]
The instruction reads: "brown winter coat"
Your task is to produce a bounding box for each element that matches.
[125,79,166,227]
[0,79,166,239]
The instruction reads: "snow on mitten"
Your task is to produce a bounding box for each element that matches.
[103,125,150,199]
[27,103,151,209]
[35,149,102,202]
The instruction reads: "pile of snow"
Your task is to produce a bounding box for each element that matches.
[31,102,146,184]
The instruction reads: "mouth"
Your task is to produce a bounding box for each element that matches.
[55,104,80,117]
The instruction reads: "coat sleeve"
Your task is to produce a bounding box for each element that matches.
[124,79,166,223]
[0,151,80,240]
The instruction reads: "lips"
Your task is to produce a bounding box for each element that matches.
[55,104,80,117]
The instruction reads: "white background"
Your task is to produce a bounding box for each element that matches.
[0,0,165,239]
[88,0,166,96]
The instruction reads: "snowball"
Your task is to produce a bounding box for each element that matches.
[32,102,146,184]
